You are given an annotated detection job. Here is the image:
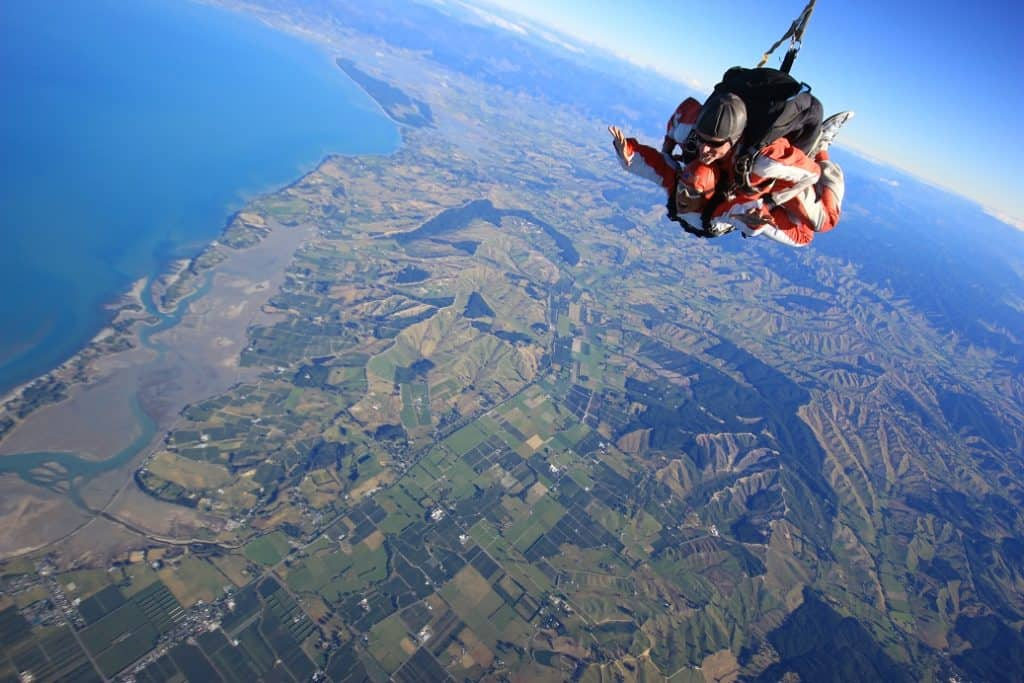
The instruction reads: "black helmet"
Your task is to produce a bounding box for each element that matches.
[695,92,747,143]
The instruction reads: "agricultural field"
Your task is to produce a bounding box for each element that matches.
[244,532,292,566]
[77,581,185,678]
[158,556,232,607]
[0,612,101,683]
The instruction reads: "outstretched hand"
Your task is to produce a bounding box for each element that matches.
[608,125,632,166]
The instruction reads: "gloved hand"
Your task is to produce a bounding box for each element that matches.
[736,206,773,229]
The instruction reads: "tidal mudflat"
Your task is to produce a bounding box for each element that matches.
[0,219,314,557]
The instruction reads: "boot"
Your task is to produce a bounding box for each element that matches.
[811,111,854,156]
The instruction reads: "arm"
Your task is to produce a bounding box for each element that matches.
[663,97,702,155]
[706,196,813,246]
[608,126,678,195]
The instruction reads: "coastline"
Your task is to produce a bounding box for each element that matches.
[0,6,408,558]
[0,156,342,444]
[0,282,150,441]
[0,0,401,434]
[0,206,320,555]
[0,39,423,444]
[0,136,403,557]
[0,277,147,404]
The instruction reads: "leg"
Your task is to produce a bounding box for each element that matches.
[758,207,817,246]
[815,154,845,232]
[753,152,845,245]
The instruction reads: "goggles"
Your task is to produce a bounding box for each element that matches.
[677,183,705,201]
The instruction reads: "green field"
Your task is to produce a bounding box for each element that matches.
[400,382,431,428]
[445,423,488,455]
[244,532,291,566]
[445,459,479,501]
[368,613,411,672]
[320,543,388,600]
[286,545,354,594]
[77,582,183,678]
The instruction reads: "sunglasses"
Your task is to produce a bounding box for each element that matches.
[695,133,730,149]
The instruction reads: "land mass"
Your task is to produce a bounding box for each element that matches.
[2,1,1023,682]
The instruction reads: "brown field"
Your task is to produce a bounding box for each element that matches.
[108,479,224,539]
[364,530,385,551]
[61,568,114,599]
[211,553,252,587]
[701,649,740,682]
[510,662,565,683]
[349,471,395,501]
[446,565,494,606]
[425,593,447,613]
[147,451,232,491]
[253,505,304,532]
[302,595,333,623]
[459,627,494,668]
[121,563,160,597]
[299,469,343,509]
[159,557,230,607]
[524,482,549,505]
[523,392,549,409]
[13,585,50,607]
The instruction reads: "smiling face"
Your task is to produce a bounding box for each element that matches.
[695,132,733,165]
[675,185,708,214]
[675,160,719,213]
[692,92,746,165]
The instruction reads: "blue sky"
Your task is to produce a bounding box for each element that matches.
[468,0,1024,228]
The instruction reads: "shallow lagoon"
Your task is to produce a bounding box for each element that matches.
[0,0,398,394]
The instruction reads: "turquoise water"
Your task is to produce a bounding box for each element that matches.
[0,397,156,501]
[0,0,399,395]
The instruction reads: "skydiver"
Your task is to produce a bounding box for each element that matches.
[609,92,852,247]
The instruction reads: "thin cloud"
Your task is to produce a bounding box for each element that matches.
[536,29,585,54]
[458,2,529,35]
[984,208,1024,232]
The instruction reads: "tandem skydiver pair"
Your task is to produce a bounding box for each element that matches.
[608,1,853,248]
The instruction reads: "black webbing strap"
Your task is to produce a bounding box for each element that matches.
[757,0,818,74]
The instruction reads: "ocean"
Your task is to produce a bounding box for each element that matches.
[0,0,399,395]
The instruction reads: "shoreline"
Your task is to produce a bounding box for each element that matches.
[0,207,319,555]
[0,6,403,438]
[0,141,393,447]
[0,20,409,557]
[0,277,147,407]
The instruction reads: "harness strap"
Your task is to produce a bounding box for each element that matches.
[757,0,817,73]
[734,152,755,195]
